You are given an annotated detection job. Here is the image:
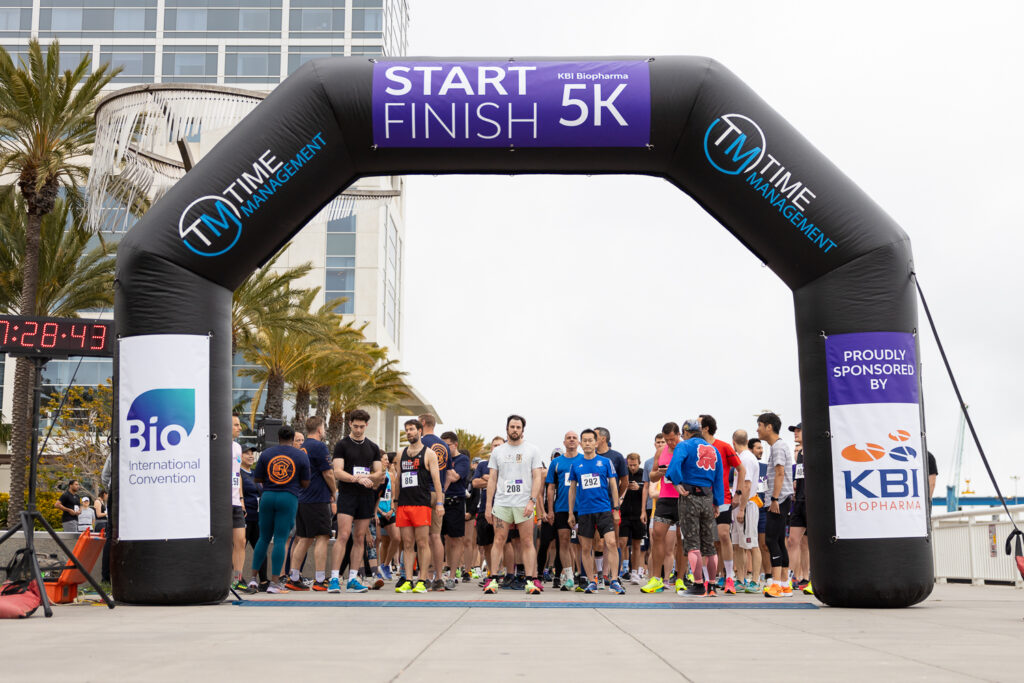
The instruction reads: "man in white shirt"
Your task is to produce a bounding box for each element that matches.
[731,430,762,593]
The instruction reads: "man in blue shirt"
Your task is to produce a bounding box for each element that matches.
[286,415,337,592]
[568,429,625,595]
[546,430,580,590]
[419,413,453,591]
[667,419,724,598]
[441,431,472,588]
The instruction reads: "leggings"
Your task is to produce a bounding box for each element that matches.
[765,497,793,568]
[537,522,562,574]
[245,518,269,582]
[252,490,298,577]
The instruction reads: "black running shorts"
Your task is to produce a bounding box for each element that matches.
[295,502,332,537]
[789,499,808,528]
[620,516,646,542]
[337,493,376,521]
[442,498,466,538]
[554,511,572,531]
[716,508,732,526]
[232,505,246,530]
[476,513,494,546]
[578,511,615,538]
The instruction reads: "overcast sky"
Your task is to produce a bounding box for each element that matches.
[397,0,1024,497]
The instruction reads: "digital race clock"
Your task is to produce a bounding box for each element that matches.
[0,315,114,358]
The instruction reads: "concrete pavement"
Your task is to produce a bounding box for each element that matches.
[2,582,1022,682]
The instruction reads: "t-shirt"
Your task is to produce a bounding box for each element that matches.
[231,442,243,507]
[767,439,794,502]
[713,439,742,506]
[654,446,679,500]
[927,451,938,476]
[77,507,95,531]
[333,436,382,500]
[620,468,644,518]
[666,437,725,507]
[641,457,655,510]
[420,434,451,492]
[58,490,80,523]
[473,460,490,514]
[596,448,628,485]
[241,468,262,518]
[297,437,333,504]
[545,453,579,513]
[447,452,472,499]
[737,449,759,502]
[570,456,617,514]
[793,446,806,501]
[488,441,544,508]
[254,445,311,497]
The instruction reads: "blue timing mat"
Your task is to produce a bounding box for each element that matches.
[233,599,819,610]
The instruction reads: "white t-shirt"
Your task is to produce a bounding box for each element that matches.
[768,438,794,502]
[489,441,544,508]
[231,441,242,507]
[738,449,759,499]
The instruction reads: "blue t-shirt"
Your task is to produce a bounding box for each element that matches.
[240,468,262,518]
[597,448,628,482]
[545,454,579,513]
[570,455,617,515]
[254,445,311,497]
[447,453,471,498]
[421,434,451,492]
[665,437,724,507]
[298,437,332,504]
[473,460,489,513]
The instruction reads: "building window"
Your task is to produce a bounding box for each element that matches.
[163,48,217,83]
[351,1,383,38]
[48,7,82,31]
[99,46,155,82]
[325,215,356,315]
[0,7,29,33]
[382,213,400,345]
[290,1,344,37]
[287,45,346,74]
[225,47,281,83]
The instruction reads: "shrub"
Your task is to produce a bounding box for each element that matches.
[0,491,67,531]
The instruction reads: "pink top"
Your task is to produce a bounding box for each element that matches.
[655,446,679,499]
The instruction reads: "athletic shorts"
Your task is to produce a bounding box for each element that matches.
[295,502,332,538]
[492,505,531,525]
[442,498,466,538]
[578,511,615,538]
[232,505,246,530]
[430,493,444,534]
[337,493,376,521]
[716,506,732,526]
[731,502,759,549]
[620,517,646,542]
[652,501,678,525]
[396,505,432,528]
[679,494,716,556]
[554,511,572,531]
[507,526,520,541]
[476,514,494,546]
[757,503,768,534]
[377,510,394,528]
[790,499,808,528]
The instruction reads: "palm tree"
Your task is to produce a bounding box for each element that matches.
[325,354,410,444]
[0,40,117,526]
[289,307,365,428]
[0,192,116,316]
[454,429,488,462]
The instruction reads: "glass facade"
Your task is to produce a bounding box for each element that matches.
[325,215,356,315]
[382,212,400,345]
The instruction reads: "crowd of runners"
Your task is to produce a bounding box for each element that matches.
[228,410,814,598]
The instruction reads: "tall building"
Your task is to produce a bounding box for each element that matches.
[0,0,432,490]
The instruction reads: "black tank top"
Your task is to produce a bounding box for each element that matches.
[397,446,431,507]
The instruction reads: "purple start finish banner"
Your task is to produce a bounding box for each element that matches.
[826,332,919,406]
[372,61,651,148]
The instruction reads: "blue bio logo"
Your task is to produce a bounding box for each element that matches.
[703,113,766,176]
[178,195,242,258]
[125,389,196,452]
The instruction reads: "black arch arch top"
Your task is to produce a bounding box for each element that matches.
[113,57,932,608]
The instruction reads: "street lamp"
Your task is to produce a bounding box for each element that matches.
[1011,475,1021,503]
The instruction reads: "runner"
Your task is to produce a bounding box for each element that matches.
[419,413,453,591]
[537,447,563,586]
[329,409,383,593]
[568,429,625,595]
[617,453,647,585]
[669,419,724,598]
[374,452,399,580]
[731,430,762,593]
[786,422,810,592]
[241,446,268,592]
[641,423,681,594]
[441,431,472,589]
[394,419,444,594]
[250,426,311,593]
[751,437,772,588]
[482,415,545,595]
[757,412,794,598]
[641,433,665,584]
[473,436,503,580]
[699,414,744,594]
[546,431,580,590]
[287,416,337,592]
[230,415,247,591]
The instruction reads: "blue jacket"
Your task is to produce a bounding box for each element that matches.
[666,437,724,507]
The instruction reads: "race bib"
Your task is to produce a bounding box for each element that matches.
[757,479,767,493]
[505,479,523,495]
[383,487,392,502]
[563,472,571,487]
[581,474,600,490]
[794,463,804,480]
[353,466,370,477]
[401,471,418,488]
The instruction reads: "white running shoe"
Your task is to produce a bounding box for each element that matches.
[629,570,642,585]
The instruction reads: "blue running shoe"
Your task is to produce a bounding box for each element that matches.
[327,577,342,593]
[584,581,598,594]
[379,565,393,581]
[716,576,726,590]
[346,577,369,593]
[610,579,626,595]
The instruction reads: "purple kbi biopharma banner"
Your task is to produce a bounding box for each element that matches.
[372,61,651,148]
[826,332,927,539]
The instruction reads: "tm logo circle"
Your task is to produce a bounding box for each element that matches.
[178,195,243,258]
[703,113,766,176]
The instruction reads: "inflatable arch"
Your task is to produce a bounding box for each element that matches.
[113,57,933,608]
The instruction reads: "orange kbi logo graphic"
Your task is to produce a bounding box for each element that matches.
[267,455,295,485]
[841,429,916,463]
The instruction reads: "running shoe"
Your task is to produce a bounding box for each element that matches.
[629,570,642,586]
[311,580,329,592]
[379,565,394,581]
[285,577,309,591]
[584,581,598,594]
[715,576,726,590]
[470,567,482,580]
[371,576,385,590]
[686,572,695,586]
[667,571,678,584]
[395,578,413,594]
[552,576,561,590]
[674,577,685,593]
[232,579,248,592]
[444,578,458,591]
[803,581,815,595]
[764,584,784,598]
[500,574,514,590]
[525,579,543,595]
[680,582,707,597]
[245,581,259,595]
[744,580,760,594]
[511,575,526,591]
[640,577,665,594]
[328,577,342,593]
[610,579,626,595]
[266,581,286,594]
[724,577,736,595]
[561,575,574,592]
[619,569,631,581]
[705,583,717,597]
[781,583,793,597]
[575,582,586,593]
[258,581,270,593]
[346,578,369,593]
[412,580,428,593]
[430,578,446,592]
[796,578,810,591]
[542,569,553,583]
[482,578,499,594]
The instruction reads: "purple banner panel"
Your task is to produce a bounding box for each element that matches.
[826,332,919,406]
[372,61,650,148]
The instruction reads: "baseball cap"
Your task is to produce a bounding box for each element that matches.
[81,496,90,503]
[681,418,702,433]
[788,422,802,432]
[551,447,565,457]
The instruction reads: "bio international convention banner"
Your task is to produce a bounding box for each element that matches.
[372,61,651,148]
[118,335,210,540]
[826,332,927,539]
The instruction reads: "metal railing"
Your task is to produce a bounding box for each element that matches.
[931,504,1024,587]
